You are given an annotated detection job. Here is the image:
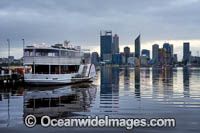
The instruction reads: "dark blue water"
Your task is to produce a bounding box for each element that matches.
[0,67,200,132]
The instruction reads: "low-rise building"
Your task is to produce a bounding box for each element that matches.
[91,52,99,66]
[103,54,112,64]
[128,57,135,65]
[140,56,148,66]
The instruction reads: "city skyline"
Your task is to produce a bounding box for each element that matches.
[1,37,200,61]
[0,0,200,61]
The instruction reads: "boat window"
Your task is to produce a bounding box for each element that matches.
[75,52,80,57]
[30,65,80,74]
[24,49,34,56]
[50,65,80,74]
[48,50,54,56]
[52,50,59,56]
[35,49,59,56]
[41,49,49,56]
[71,52,75,57]
[68,51,72,57]
[60,65,79,74]
[34,65,49,74]
[60,50,81,57]
[51,65,59,74]
[68,51,75,57]
[35,49,42,56]
[61,51,68,56]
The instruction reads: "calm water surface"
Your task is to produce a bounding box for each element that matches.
[0,67,200,132]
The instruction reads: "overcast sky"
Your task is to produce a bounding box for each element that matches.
[0,0,200,60]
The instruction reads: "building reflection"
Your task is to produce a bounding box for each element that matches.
[100,67,119,112]
[152,67,174,97]
[135,67,140,99]
[0,86,24,127]
[183,67,190,97]
[161,68,173,82]
[24,83,97,120]
[152,67,160,82]
[152,67,160,98]
[124,67,130,91]
[162,68,174,97]
[141,68,150,79]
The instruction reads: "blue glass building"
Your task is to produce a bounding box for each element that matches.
[183,42,190,63]
[135,35,140,58]
[163,43,171,53]
[141,49,150,60]
[152,44,159,63]
[112,54,121,64]
[100,31,112,61]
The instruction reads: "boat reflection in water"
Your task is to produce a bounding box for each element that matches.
[24,83,97,120]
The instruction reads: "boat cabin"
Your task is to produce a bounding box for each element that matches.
[23,45,83,74]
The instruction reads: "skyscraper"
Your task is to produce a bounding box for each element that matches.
[100,31,112,61]
[141,49,150,60]
[124,47,130,64]
[173,54,178,63]
[170,44,174,56]
[124,47,130,56]
[163,43,170,53]
[183,42,190,63]
[152,44,159,62]
[135,35,140,58]
[112,34,119,54]
[158,48,165,65]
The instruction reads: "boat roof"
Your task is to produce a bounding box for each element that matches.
[25,45,81,52]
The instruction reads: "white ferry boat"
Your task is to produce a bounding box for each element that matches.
[23,43,96,85]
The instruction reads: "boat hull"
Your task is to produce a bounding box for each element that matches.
[24,64,96,86]
[24,77,93,85]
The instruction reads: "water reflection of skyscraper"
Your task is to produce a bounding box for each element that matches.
[152,67,161,81]
[152,68,174,97]
[124,67,130,91]
[24,84,97,120]
[135,67,140,99]
[152,68,160,97]
[100,67,119,111]
[183,67,190,97]
[124,67,130,78]
[141,68,150,79]
[162,68,173,83]
[162,68,174,97]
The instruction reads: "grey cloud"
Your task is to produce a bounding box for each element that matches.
[0,0,200,50]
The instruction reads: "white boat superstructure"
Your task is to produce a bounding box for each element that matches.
[23,43,96,85]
